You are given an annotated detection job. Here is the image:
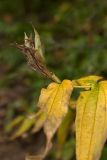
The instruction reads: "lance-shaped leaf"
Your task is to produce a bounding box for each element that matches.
[76,80,107,160]
[11,111,47,139]
[33,28,45,62]
[27,80,73,160]
[5,115,24,132]
[11,115,36,139]
[56,108,75,160]
[57,108,75,148]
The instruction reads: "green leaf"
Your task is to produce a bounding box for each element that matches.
[11,116,36,139]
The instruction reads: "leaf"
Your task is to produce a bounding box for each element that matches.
[32,111,46,133]
[56,108,75,160]
[11,110,46,139]
[73,75,103,89]
[42,80,73,150]
[11,115,36,139]
[33,27,45,62]
[101,146,107,160]
[27,79,73,159]
[57,108,75,148]
[76,80,107,160]
[5,115,24,132]
[62,138,75,160]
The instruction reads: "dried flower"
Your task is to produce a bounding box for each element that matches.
[15,27,60,83]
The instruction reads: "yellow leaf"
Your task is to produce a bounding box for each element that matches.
[76,80,107,160]
[11,115,36,139]
[43,80,73,141]
[73,75,102,89]
[27,79,73,159]
[32,111,46,133]
[6,115,24,132]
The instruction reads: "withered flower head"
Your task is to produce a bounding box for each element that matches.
[15,27,60,83]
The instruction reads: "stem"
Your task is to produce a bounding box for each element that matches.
[74,85,91,89]
[51,74,61,83]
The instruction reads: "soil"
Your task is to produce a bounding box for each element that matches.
[0,131,46,160]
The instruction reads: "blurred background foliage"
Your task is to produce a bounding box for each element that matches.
[0,0,107,160]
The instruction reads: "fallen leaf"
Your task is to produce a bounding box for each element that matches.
[76,80,107,160]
